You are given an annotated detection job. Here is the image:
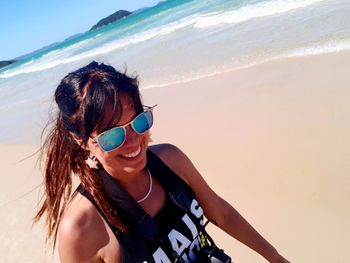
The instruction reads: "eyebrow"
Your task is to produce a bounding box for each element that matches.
[95,103,139,134]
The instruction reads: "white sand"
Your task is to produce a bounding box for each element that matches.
[1,51,349,262]
[143,51,350,262]
[0,144,59,262]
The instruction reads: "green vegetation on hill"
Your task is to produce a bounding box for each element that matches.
[89,10,132,31]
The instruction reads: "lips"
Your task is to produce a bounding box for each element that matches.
[120,146,142,159]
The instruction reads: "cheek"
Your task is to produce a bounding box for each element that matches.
[142,131,151,144]
[93,149,119,169]
[85,140,109,162]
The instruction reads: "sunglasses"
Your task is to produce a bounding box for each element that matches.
[93,105,156,152]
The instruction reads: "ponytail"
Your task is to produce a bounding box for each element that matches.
[34,114,77,246]
[35,114,125,249]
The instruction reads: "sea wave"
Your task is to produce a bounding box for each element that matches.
[194,0,327,28]
[0,38,94,79]
[0,0,342,80]
[0,16,196,79]
[283,38,350,57]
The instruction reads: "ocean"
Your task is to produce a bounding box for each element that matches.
[1,0,350,144]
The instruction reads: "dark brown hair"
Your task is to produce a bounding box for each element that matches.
[34,61,143,248]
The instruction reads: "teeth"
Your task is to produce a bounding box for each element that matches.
[121,146,141,158]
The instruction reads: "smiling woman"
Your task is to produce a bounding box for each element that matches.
[34,61,289,263]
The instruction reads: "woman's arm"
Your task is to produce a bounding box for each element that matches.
[150,144,289,263]
[58,195,121,263]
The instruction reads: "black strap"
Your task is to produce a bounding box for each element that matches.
[147,150,192,212]
[98,168,160,241]
[76,184,118,233]
[79,149,194,241]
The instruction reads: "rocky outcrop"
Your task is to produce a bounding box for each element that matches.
[0,60,17,69]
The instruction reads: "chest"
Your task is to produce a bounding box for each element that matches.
[118,189,205,263]
[137,176,166,217]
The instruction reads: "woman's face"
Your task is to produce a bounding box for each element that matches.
[85,95,150,178]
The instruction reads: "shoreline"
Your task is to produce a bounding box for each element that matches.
[1,50,349,262]
[140,49,350,90]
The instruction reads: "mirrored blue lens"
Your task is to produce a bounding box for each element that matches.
[133,111,153,134]
[97,110,153,151]
[98,127,125,151]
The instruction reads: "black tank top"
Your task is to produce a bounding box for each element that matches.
[78,149,206,263]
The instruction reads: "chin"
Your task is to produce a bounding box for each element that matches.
[120,145,148,174]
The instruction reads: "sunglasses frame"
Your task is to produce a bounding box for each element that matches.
[92,104,157,152]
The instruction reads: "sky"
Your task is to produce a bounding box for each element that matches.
[0,0,161,61]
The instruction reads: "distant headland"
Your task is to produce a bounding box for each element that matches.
[0,9,133,69]
[89,10,132,31]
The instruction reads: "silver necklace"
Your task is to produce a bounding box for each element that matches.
[136,169,153,203]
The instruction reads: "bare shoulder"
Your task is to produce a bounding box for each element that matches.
[148,143,184,161]
[58,192,120,263]
[148,143,203,187]
[148,144,226,224]
[148,144,192,183]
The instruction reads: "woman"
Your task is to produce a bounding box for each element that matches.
[35,61,289,263]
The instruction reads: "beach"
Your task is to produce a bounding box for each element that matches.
[1,50,349,262]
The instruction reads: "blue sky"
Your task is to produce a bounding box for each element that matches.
[0,0,160,60]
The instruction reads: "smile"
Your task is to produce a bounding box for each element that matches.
[120,146,142,159]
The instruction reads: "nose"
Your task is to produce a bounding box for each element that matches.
[123,125,139,146]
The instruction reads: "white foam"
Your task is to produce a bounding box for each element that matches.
[18,59,34,68]
[0,39,93,78]
[42,49,60,58]
[283,39,350,57]
[194,0,327,28]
